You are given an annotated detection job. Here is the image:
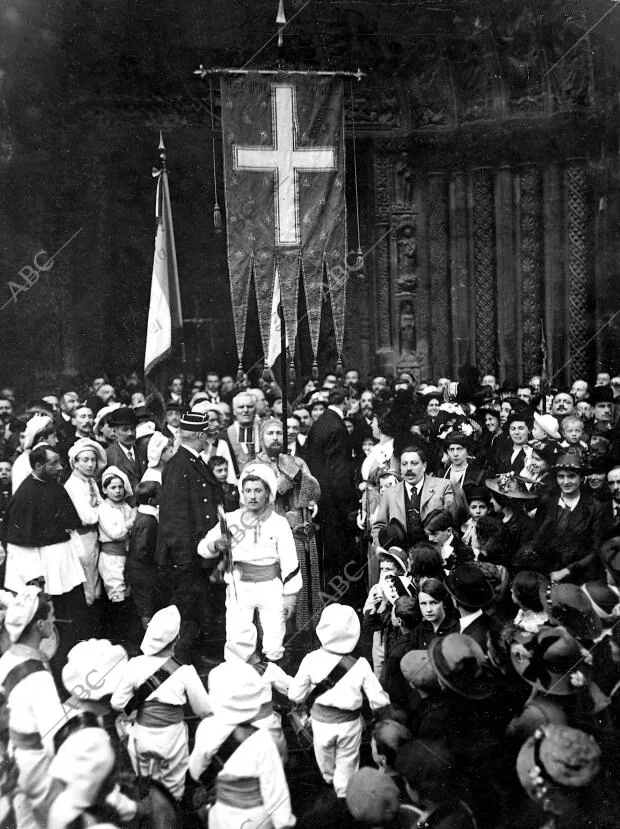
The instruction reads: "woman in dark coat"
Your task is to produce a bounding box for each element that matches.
[484,475,538,572]
[532,451,607,584]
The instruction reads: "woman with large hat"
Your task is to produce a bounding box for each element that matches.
[532,451,607,584]
[483,474,537,570]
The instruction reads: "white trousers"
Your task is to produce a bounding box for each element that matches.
[311,717,363,798]
[70,531,101,606]
[225,578,285,662]
[371,631,385,679]
[98,553,127,602]
[209,802,275,829]
[128,721,188,801]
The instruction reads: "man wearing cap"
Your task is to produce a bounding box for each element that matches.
[105,407,146,496]
[372,445,457,550]
[0,588,67,828]
[156,411,224,663]
[200,462,301,664]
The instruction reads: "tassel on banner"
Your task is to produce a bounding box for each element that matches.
[336,357,344,380]
[263,364,272,384]
[276,0,286,48]
[288,357,296,388]
[236,362,245,384]
[312,360,319,382]
[213,201,222,234]
[355,247,365,279]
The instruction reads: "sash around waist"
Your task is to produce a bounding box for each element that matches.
[236,562,278,582]
[216,775,262,808]
[100,540,126,556]
[137,701,184,728]
[9,729,43,751]
[311,703,362,724]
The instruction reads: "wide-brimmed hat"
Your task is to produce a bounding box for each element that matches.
[418,386,442,403]
[445,564,494,609]
[516,725,601,816]
[478,405,502,422]
[428,633,495,699]
[377,522,408,553]
[553,451,588,473]
[539,583,602,641]
[93,403,121,436]
[529,440,560,467]
[485,473,538,500]
[533,412,561,441]
[510,626,591,696]
[68,438,107,472]
[377,546,408,573]
[439,428,474,449]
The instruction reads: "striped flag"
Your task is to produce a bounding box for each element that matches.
[266,267,286,367]
[144,167,183,375]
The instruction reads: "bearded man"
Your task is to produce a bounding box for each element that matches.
[256,418,321,630]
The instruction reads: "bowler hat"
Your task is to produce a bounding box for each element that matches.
[587,386,614,407]
[378,522,408,552]
[107,406,137,427]
[445,564,494,609]
[428,633,495,699]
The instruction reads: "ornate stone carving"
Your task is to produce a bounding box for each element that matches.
[428,174,450,376]
[472,169,498,373]
[374,155,393,222]
[519,166,543,378]
[374,223,392,350]
[565,161,591,381]
[394,153,415,209]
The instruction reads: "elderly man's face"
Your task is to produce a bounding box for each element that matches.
[575,401,593,421]
[551,393,574,417]
[570,380,589,401]
[37,449,63,483]
[234,394,256,426]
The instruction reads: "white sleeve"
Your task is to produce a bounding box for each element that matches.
[287,656,313,704]
[256,731,296,828]
[64,479,99,526]
[277,518,301,596]
[181,666,212,718]
[360,657,391,710]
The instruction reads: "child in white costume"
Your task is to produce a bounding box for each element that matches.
[110,605,212,800]
[64,438,107,606]
[97,466,136,603]
[288,603,390,798]
[189,660,295,829]
[199,462,301,663]
[226,618,291,761]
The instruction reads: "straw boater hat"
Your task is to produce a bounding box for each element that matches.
[516,725,601,816]
[316,603,360,654]
[428,633,495,699]
[68,438,107,472]
[485,473,538,501]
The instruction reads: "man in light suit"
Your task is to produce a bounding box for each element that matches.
[372,445,457,548]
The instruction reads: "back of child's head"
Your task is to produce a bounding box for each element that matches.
[409,542,444,580]
[394,595,418,629]
[511,570,549,611]
[423,509,453,535]
[395,739,455,803]
[134,480,160,506]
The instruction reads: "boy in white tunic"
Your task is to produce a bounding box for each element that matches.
[0,588,67,829]
[288,603,390,798]
[64,438,107,606]
[110,605,212,800]
[97,466,136,603]
[199,463,301,663]
[189,660,295,829]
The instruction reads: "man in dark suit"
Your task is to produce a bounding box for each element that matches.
[304,387,356,593]
[105,407,147,498]
[602,464,620,540]
[372,445,457,548]
[445,564,493,652]
[155,411,223,664]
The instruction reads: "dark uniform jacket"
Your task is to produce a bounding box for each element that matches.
[155,445,222,567]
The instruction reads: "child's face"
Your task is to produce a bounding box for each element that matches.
[378,474,398,495]
[105,478,125,502]
[74,451,97,478]
[562,421,584,444]
[468,499,488,520]
[362,438,375,457]
[0,462,11,485]
[379,560,399,579]
[212,463,228,483]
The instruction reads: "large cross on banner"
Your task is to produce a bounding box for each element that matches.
[233,84,336,246]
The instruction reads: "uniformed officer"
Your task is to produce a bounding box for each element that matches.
[155,412,224,664]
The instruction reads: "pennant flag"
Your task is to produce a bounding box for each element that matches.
[221,73,346,368]
[267,267,287,367]
[144,169,183,375]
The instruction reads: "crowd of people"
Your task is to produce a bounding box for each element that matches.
[0,364,619,827]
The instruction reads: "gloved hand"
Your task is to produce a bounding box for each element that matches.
[283,595,297,621]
